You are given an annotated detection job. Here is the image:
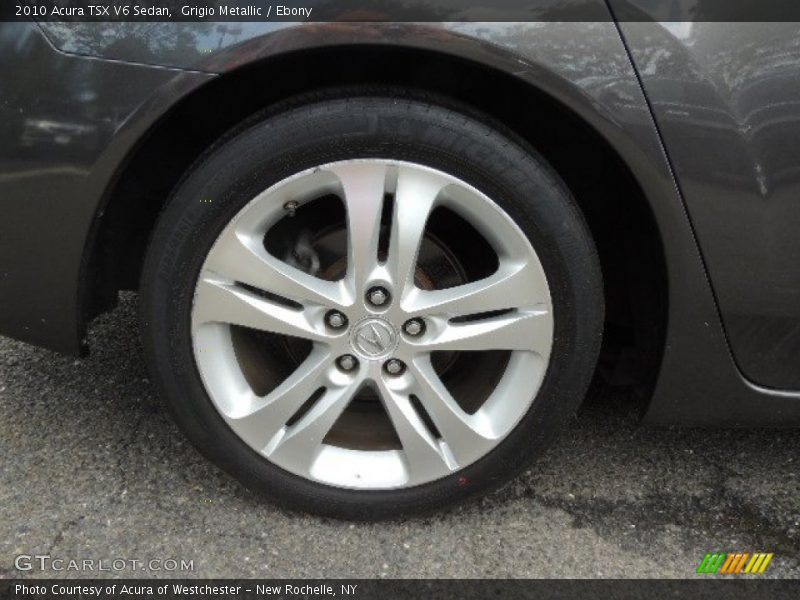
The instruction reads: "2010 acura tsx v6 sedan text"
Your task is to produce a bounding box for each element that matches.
[2,3,800,519]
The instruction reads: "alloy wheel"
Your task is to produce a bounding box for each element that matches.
[191,159,554,489]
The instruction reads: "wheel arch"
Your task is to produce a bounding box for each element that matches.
[82,42,668,411]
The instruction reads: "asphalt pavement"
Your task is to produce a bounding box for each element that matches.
[1,294,798,579]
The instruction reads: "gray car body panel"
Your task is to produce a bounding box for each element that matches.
[617,22,800,390]
[0,22,214,351]
[2,15,799,424]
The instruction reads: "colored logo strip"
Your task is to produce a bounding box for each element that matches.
[696,553,773,574]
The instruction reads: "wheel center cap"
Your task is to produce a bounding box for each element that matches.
[351,318,398,360]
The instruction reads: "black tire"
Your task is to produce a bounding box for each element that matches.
[140,93,603,519]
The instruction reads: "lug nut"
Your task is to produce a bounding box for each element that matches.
[367,286,390,307]
[403,318,425,336]
[326,310,347,329]
[337,355,358,372]
[384,359,406,376]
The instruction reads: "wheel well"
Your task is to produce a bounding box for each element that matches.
[86,45,667,402]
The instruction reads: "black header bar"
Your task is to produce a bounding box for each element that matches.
[5,1,800,23]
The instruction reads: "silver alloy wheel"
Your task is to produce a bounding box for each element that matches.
[191,160,553,490]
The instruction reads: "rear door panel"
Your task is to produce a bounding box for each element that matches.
[618,21,800,389]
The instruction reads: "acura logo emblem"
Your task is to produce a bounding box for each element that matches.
[352,319,397,359]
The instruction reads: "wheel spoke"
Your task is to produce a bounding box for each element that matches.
[330,162,387,291]
[267,377,362,474]
[375,379,455,482]
[224,348,333,450]
[417,310,551,354]
[408,357,496,467]
[403,261,545,318]
[204,226,346,308]
[385,166,448,293]
[193,274,328,342]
